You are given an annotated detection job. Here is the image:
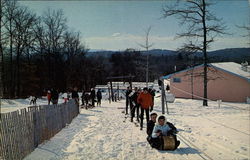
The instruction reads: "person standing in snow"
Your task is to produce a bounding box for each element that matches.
[137,87,152,130]
[148,88,155,111]
[47,90,51,105]
[81,90,85,106]
[72,87,79,105]
[84,92,90,107]
[51,88,59,104]
[130,87,140,122]
[125,86,132,115]
[97,89,102,106]
[90,88,96,107]
[151,115,180,150]
[30,96,37,105]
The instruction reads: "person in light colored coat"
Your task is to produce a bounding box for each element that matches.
[151,115,180,150]
[151,115,171,138]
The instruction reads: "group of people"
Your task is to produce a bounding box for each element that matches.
[126,87,155,130]
[125,86,180,150]
[81,88,102,108]
[46,87,102,107]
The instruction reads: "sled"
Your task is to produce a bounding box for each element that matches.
[162,135,176,150]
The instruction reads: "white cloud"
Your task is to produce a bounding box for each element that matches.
[111,33,121,37]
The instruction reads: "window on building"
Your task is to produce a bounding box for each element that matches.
[173,77,181,83]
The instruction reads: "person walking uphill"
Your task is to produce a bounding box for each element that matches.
[51,88,59,105]
[125,87,132,115]
[72,87,79,104]
[137,87,153,130]
[90,88,96,107]
[47,90,51,105]
[97,89,102,106]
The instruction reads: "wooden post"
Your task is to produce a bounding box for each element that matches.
[108,86,111,103]
[164,92,169,115]
[161,79,165,115]
[117,83,120,101]
[129,81,132,90]
[110,81,114,102]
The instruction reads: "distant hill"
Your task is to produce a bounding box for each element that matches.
[87,48,250,62]
[208,48,250,62]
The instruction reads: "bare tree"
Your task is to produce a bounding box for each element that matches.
[63,30,88,88]
[138,26,154,87]
[3,0,18,97]
[163,0,227,106]
[42,8,67,86]
[12,6,37,96]
[0,0,5,97]
[237,24,250,46]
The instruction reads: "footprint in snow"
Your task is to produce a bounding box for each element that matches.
[241,147,247,151]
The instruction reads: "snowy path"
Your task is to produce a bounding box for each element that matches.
[24,98,250,160]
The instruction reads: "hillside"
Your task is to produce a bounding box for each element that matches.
[87,48,250,62]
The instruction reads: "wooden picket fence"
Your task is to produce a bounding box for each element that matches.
[0,100,79,160]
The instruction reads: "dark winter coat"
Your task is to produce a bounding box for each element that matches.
[130,91,139,104]
[72,91,79,99]
[126,89,132,98]
[166,122,178,135]
[97,90,102,100]
[147,120,156,136]
[51,90,59,100]
[90,90,96,99]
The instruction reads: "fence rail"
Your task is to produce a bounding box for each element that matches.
[0,100,79,160]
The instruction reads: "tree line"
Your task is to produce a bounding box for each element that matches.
[1,0,248,103]
[0,1,203,98]
[0,1,91,98]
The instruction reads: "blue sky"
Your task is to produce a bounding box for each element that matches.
[20,0,250,51]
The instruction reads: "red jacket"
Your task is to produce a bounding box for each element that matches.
[137,92,153,109]
[47,93,51,100]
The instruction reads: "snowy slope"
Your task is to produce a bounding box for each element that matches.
[20,97,250,160]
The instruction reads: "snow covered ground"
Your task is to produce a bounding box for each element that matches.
[1,95,250,160]
[1,97,64,113]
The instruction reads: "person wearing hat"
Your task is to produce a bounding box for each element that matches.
[137,87,153,130]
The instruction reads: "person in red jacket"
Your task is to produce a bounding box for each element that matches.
[47,90,51,105]
[137,87,153,130]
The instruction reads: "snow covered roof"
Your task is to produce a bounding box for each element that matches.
[162,62,250,82]
[210,62,250,81]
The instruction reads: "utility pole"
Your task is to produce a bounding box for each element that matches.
[146,54,149,88]
[161,79,165,114]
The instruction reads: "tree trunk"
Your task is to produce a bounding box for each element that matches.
[16,45,20,97]
[9,19,14,98]
[0,0,4,97]
[202,0,208,106]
